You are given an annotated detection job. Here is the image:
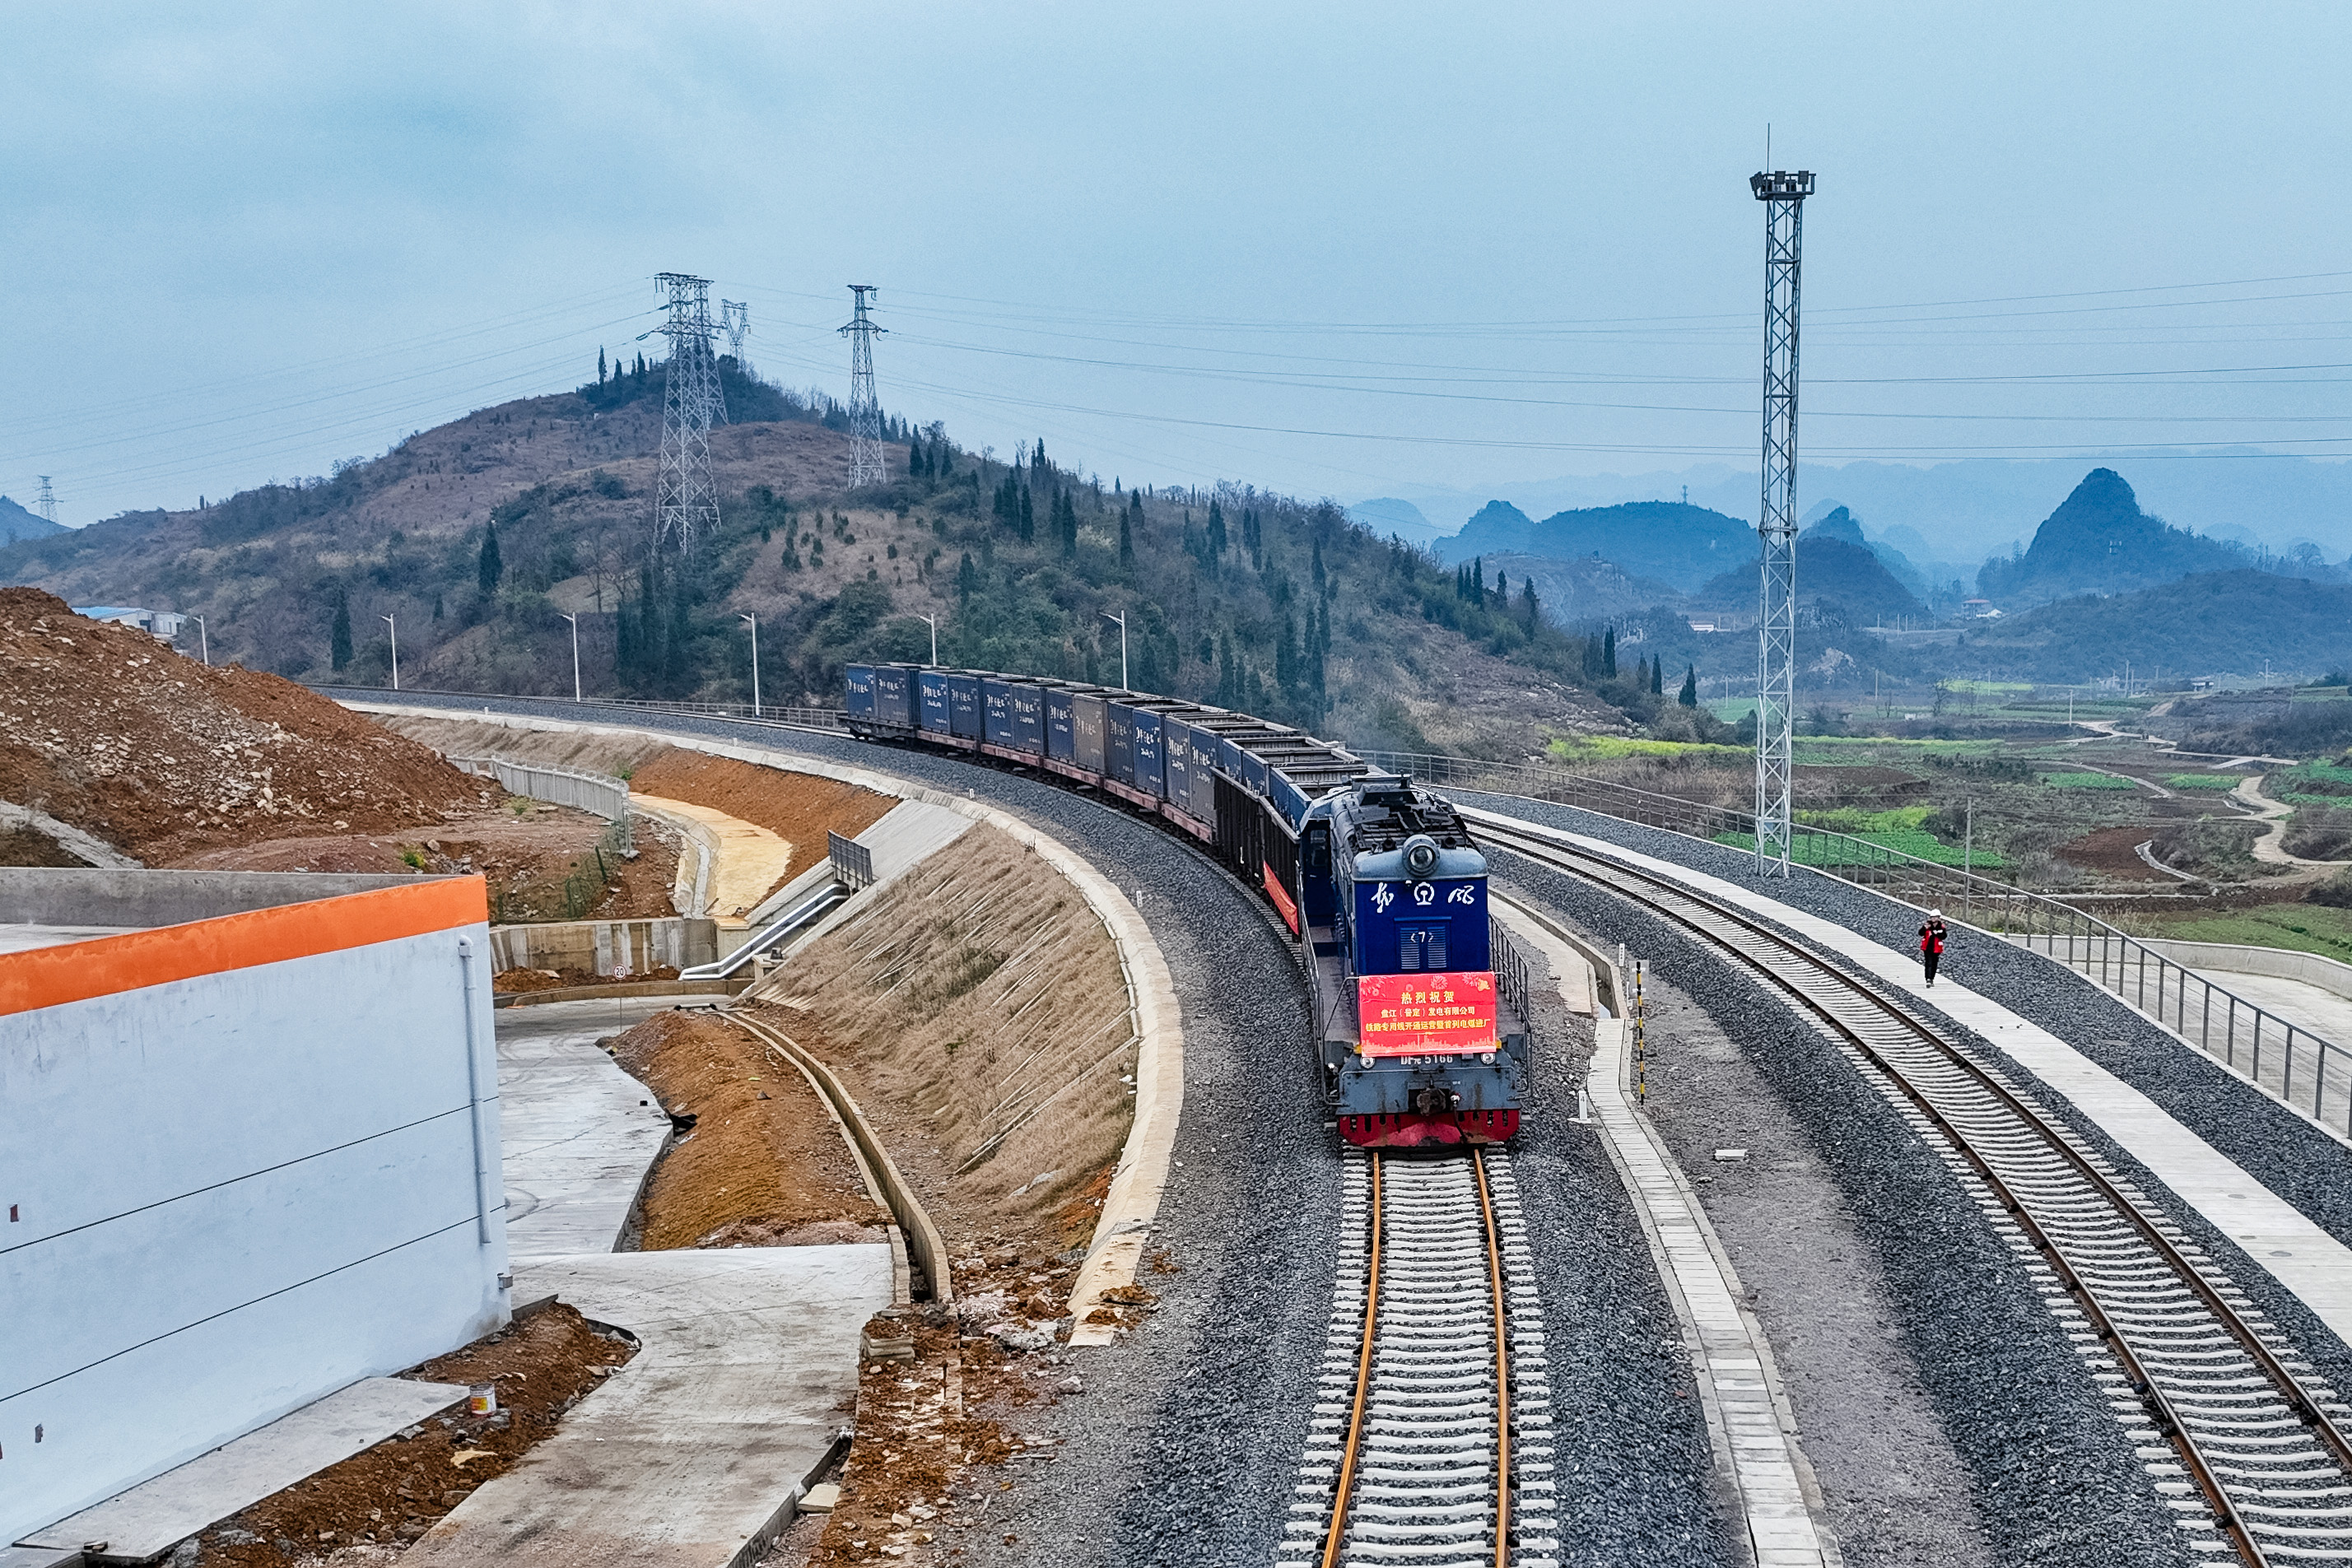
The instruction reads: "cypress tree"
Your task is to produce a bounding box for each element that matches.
[329,589,352,672]
[1119,505,1134,565]
[957,551,978,601]
[1019,486,1034,544]
[1207,500,1227,557]
[477,522,504,595]
[597,347,607,384]
[1651,658,1665,696]
[1472,557,1485,601]
[1602,626,1617,678]
[1679,665,1699,707]
[1521,576,1539,627]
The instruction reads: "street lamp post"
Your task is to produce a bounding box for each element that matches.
[740,612,761,716]
[920,612,938,666]
[561,613,581,701]
[381,614,398,691]
[1101,611,1129,691]
[193,615,207,666]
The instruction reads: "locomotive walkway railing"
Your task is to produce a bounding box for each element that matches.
[1358,748,2352,1138]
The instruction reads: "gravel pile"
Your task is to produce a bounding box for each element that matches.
[1453,788,2352,1398]
[347,694,1732,1566]
[1494,854,2193,1568]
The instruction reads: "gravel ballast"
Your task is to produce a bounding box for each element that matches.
[1454,788,2352,1402]
[348,697,1731,1567]
[1494,855,2194,1568]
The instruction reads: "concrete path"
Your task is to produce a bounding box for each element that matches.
[1494,898,1832,1568]
[1474,811,2352,1354]
[2182,970,2352,1057]
[495,996,697,1263]
[634,796,797,927]
[398,1247,892,1568]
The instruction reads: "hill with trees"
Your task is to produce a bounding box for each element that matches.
[0,358,1671,758]
[1975,468,2284,606]
[0,496,63,547]
[1959,569,2352,682]
[1439,498,1755,593]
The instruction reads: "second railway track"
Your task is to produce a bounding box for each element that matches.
[1469,808,2352,1566]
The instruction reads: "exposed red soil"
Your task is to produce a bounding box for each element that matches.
[169,803,683,924]
[492,963,681,994]
[0,587,493,864]
[180,1305,634,1566]
[626,749,894,897]
[2056,825,2173,881]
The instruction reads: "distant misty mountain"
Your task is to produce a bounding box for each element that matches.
[1436,499,1753,593]
[1344,496,1450,547]
[0,495,64,546]
[1977,469,2282,606]
[1965,570,2352,684]
[1360,454,2352,566]
[1698,531,1925,626]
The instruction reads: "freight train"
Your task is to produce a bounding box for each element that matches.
[843,664,1530,1147]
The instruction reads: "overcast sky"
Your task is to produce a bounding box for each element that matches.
[8,1,2352,524]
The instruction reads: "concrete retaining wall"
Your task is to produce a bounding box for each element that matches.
[0,879,510,1542]
[449,756,630,821]
[1,868,448,928]
[2142,938,2352,1001]
[487,916,718,975]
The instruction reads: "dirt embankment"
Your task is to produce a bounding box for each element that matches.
[611,1008,891,1248]
[375,714,897,899]
[0,588,494,865]
[178,1305,634,1567]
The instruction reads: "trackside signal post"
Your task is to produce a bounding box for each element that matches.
[1752,169,1813,876]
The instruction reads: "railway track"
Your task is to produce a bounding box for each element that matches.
[1470,810,2352,1566]
[1283,1147,1558,1568]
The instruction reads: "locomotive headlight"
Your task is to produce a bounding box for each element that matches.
[1402,835,1441,877]
[1480,1051,1496,1064]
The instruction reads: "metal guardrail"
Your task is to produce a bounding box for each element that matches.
[449,755,635,854]
[1361,747,2352,1137]
[828,830,875,891]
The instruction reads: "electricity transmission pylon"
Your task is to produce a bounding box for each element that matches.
[1751,168,1814,877]
[653,272,723,551]
[720,300,751,380]
[35,477,57,524]
[841,285,887,488]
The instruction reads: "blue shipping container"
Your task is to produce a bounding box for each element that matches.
[1011,684,1047,755]
[1164,718,1193,814]
[1133,709,1165,798]
[1106,703,1137,786]
[845,664,876,720]
[1074,695,1107,774]
[982,679,1018,748]
[1047,687,1077,761]
[874,665,913,728]
[919,670,952,733]
[947,673,982,738]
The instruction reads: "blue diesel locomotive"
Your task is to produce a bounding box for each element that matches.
[844,664,1530,1148]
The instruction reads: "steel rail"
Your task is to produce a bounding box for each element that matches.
[1320,1152,1381,1568]
[1474,1147,1512,1568]
[1474,815,2352,1568]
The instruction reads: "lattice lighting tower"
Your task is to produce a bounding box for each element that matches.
[35,477,57,524]
[653,272,723,551]
[720,299,752,382]
[841,285,887,488]
[1751,169,1814,877]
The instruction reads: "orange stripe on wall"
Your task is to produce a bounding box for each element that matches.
[1,877,488,1017]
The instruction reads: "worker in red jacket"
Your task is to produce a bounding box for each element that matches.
[1919,910,1948,986]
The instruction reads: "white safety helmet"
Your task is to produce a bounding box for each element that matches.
[1929,908,1943,919]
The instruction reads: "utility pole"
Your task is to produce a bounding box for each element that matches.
[1751,166,1814,877]
[841,285,887,488]
[920,612,938,666]
[720,300,752,382]
[35,477,56,525]
[561,613,581,701]
[381,614,399,691]
[740,612,761,716]
[653,273,723,551]
[1102,611,1129,691]
[193,615,207,667]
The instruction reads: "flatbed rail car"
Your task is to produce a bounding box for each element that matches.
[845,664,1530,1148]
